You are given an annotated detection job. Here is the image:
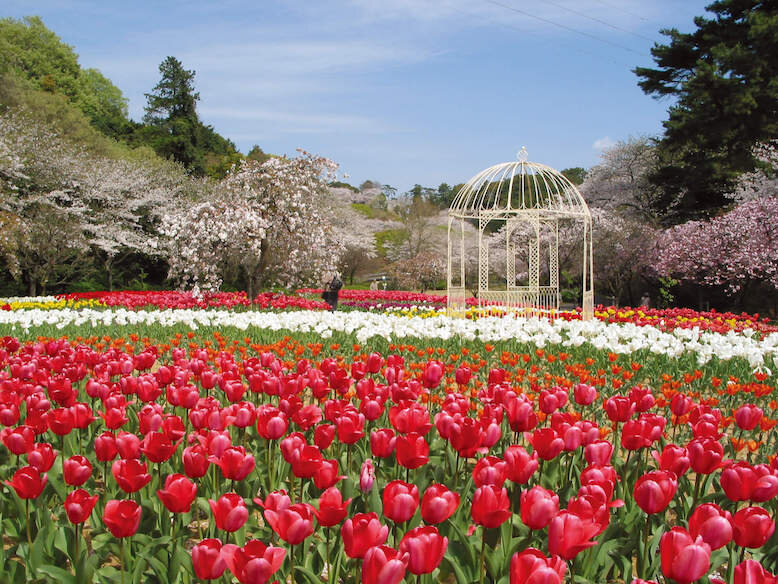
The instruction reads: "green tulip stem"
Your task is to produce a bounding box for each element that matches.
[479,527,486,584]
[289,543,295,584]
[266,439,273,491]
[25,498,31,549]
[120,537,126,584]
[74,523,79,575]
[325,527,331,584]
[726,541,736,584]
[640,514,651,579]
[569,557,575,584]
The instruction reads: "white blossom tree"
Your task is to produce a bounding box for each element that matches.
[579,136,660,222]
[161,150,343,294]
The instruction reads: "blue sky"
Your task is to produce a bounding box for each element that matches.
[5,0,710,192]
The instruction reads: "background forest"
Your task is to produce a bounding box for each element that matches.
[1,4,777,315]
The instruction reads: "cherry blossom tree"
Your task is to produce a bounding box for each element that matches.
[161,150,343,294]
[653,196,778,301]
[579,136,660,222]
[387,251,445,292]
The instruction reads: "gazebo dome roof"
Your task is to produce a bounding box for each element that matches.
[449,147,591,220]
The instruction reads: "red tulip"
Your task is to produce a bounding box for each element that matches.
[256,405,288,440]
[670,393,693,416]
[473,456,507,487]
[653,444,690,477]
[520,486,560,530]
[573,382,597,406]
[733,560,777,584]
[209,446,255,481]
[48,407,75,435]
[421,360,444,389]
[64,488,99,524]
[2,425,35,454]
[528,428,564,461]
[584,440,614,466]
[721,462,759,502]
[395,432,429,469]
[505,395,538,433]
[103,499,141,538]
[605,396,635,423]
[732,506,775,548]
[313,423,335,449]
[209,493,248,532]
[27,442,57,472]
[112,458,152,493]
[548,511,599,560]
[448,416,485,458]
[455,366,472,386]
[4,465,47,499]
[633,470,677,514]
[115,431,140,459]
[472,485,511,528]
[687,437,724,475]
[421,483,460,524]
[94,431,118,462]
[503,445,538,485]
[660,527,711,584]
[221,540,285,584]
[157,473,197,513]
[265,502,315,545]
[398,525,448,574]
[689,503,733,550]
[366,352,384,374]
[382,480,420,523]
[370,428,397,458]
[362,545,408,584]
[64,455,92,486]
[510,548,567,584]
[191,538,227,580]
[342,512,389,559]
[389,401,432,435]
[140,431,178,463]
[734,404,763,431]
[182,443,210,478]
[580,465,620,501]
[313,486,351,527]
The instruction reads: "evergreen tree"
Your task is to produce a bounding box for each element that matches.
[634,0,778,223]
[142,56,205,174]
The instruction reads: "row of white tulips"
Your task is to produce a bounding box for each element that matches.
[0,307,776,370]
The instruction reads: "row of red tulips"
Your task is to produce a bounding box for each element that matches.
[1,334,777,583]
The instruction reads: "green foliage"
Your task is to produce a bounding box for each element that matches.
[374,228,407,258]
[0,16,132,141]
[658,276,679,308]
[561,167,587,185]
[350,203,397,221]
[634,0,778,222]
[140,56,239,176]
[329,180,359,192]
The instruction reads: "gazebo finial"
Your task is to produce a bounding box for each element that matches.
[517,146,529,163]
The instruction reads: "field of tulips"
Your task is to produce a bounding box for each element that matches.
[0,293,777,584]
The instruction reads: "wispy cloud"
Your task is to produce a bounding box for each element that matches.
[593,136,617,151]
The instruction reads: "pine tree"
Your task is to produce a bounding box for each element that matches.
[634,0,778,223]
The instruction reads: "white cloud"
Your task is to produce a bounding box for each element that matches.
[592,136,616,151]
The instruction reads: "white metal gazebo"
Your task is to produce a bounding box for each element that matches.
[447,147,594,319]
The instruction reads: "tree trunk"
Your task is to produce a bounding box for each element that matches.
[27,277,36,297]
[106,257,114,292]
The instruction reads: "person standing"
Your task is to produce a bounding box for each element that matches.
[323,273,343,311]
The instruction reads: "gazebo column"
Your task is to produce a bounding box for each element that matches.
[506,221,515,291]
[549,221,559,311]
[478,216,489,307]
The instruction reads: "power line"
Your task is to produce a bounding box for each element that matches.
[541,0,657,43]
[483,0,650,57]
[590,0,653,24]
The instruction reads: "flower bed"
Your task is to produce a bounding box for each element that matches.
[0,305,777,583]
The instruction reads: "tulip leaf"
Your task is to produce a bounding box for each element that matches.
[37,564,76,584]
[442,553,472,584]
[293,565,322,584]
[143,552,170,584]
